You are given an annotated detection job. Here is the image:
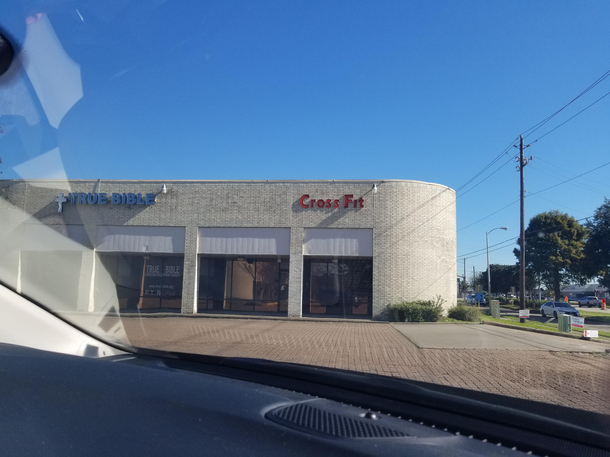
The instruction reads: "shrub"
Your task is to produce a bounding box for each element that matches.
[447,305,481,322]
[388,296,445,322]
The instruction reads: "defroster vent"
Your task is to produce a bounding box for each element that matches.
[266,401,410,439]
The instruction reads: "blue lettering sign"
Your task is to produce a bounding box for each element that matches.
[58,191,157,208]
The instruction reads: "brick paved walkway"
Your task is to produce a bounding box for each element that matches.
[123,318,610,414]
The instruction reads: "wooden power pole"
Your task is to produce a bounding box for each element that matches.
[518,135,530,322]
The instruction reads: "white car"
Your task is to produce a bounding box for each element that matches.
[540,302,580,318]
[577,296,601,308]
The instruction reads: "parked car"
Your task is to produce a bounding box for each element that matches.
[577,296,602,308]
[465,294,486,305]
[540,302,580,318]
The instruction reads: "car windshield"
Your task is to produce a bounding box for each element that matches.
[1,0,609,422]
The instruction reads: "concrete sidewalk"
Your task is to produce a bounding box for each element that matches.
[391,323,605,351]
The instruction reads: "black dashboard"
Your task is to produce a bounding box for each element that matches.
[0,344,608,456]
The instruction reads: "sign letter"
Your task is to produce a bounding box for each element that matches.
[299,195,309,208]
[126,193,137,205]
[344,194,353,208]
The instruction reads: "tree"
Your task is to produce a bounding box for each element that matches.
[514,211,587,300]
[582,199,610,288]
[478,264,539,296]
[477,264,518,295]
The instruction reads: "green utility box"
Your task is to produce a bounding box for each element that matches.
[558,314,572,333]
[489,300,500,319]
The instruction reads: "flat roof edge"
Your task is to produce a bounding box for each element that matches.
[1,178,454,191]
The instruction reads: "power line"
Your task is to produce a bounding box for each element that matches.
[532,195,592,216]
[454,138,518,194]
[457,154,516,198]
[455,69,610,204]
[458,241,517,260]
[534,156,608,188]
[528,162,607,197]
[521,68,610,139]
[457,159,610,232]
[527,160,610,197]
[455,71,610,235]
[517,215,593,242]
[457,199,519,232]
[457,215,594,260]
[454,152,509,193]
[457,237,516,258]
[528,89,610,144]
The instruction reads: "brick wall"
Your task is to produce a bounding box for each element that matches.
[0,179,457,319]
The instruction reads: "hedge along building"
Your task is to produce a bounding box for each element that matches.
[0,179,457,320]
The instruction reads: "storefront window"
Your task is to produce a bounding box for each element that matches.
[303,257,372,317]
[198,257,289,313]
[98,254,183,312]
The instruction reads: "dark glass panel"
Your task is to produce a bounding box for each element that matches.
[303,258,372,318]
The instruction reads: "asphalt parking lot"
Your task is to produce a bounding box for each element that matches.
[122,317,610,414]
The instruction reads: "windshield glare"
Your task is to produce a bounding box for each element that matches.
[0,0,609,419]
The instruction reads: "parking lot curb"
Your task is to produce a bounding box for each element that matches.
[483,321,610,345]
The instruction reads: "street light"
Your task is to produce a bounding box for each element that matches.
[487,226,508,299]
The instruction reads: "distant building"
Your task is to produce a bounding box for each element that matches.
[560,284,608,298]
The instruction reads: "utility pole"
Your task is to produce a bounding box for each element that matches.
[472,266,476,291]
[463,258,467,295]
[517,135,530,323]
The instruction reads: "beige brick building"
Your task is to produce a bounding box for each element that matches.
[0,179,456,320]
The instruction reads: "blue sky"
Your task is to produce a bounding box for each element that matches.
[1,0,609,277]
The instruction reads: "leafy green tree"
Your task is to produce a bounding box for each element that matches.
[478,264,517,295]
[514,211,587,300]
[582,199,610,288]
[479,264,538,296]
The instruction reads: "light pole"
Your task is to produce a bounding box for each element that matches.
[486,227,508,299]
